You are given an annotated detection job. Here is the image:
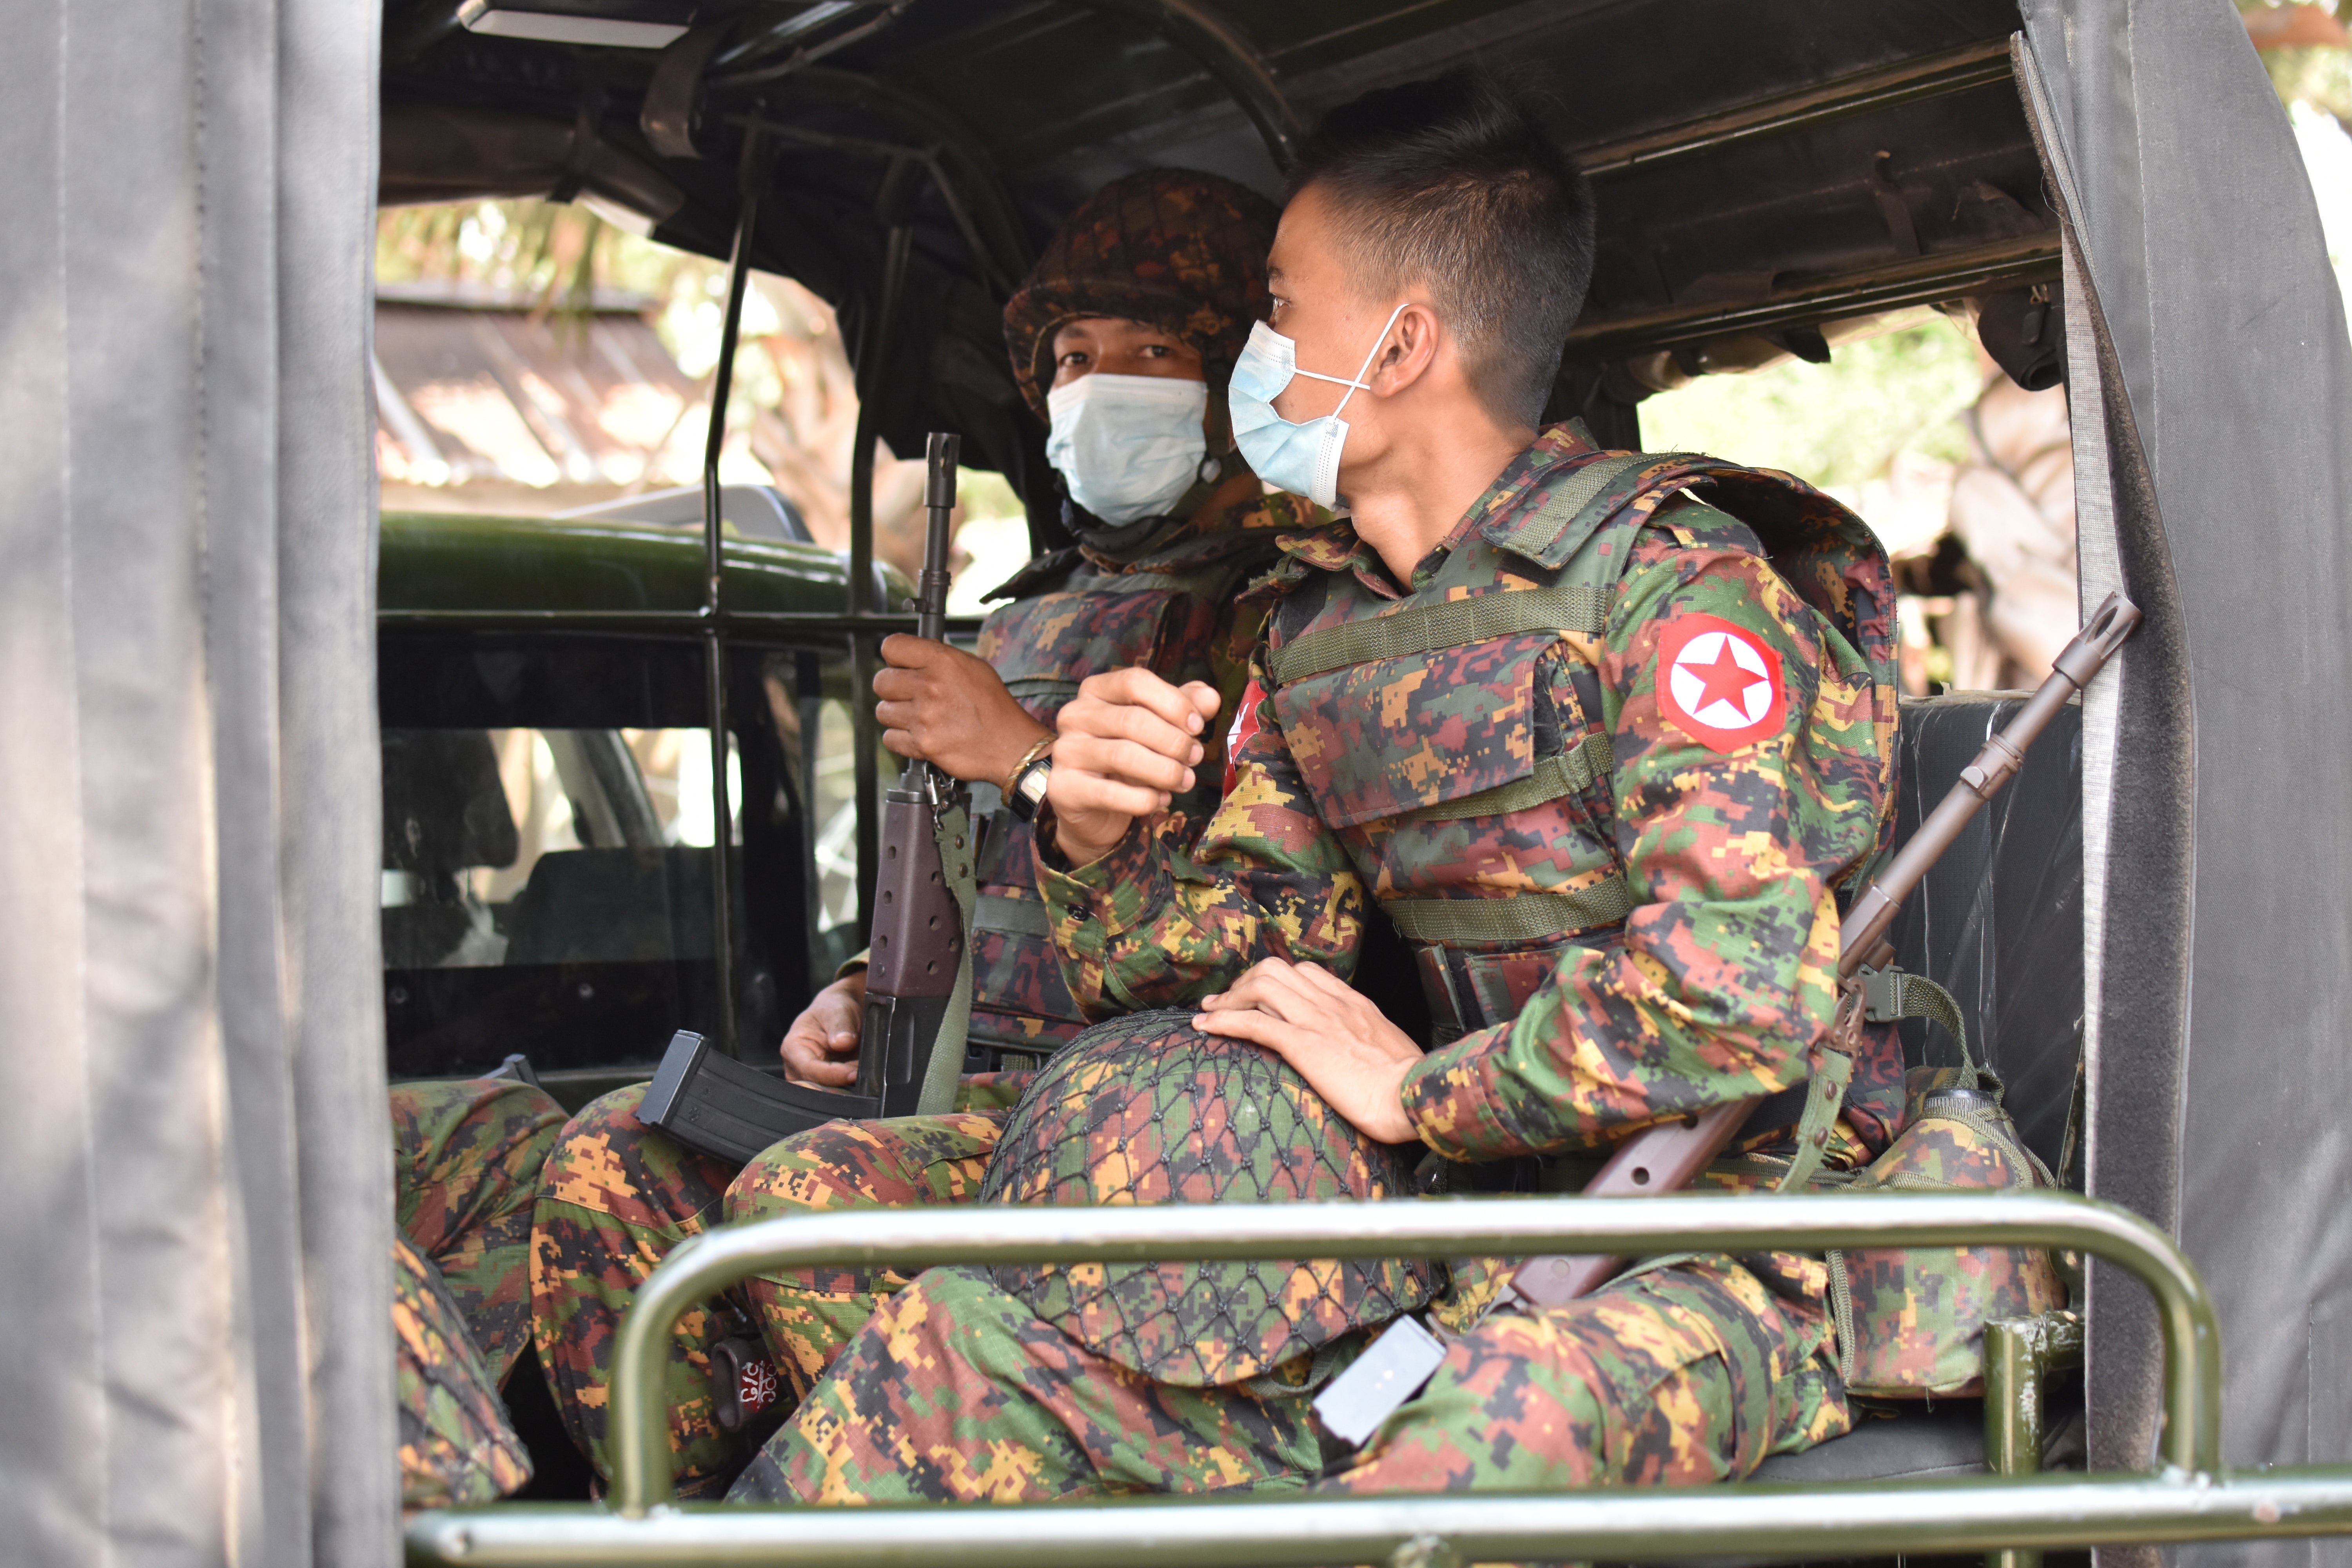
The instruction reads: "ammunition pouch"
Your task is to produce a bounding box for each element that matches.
[1831,1074,2067,1397]
[1811,967,2067,1397]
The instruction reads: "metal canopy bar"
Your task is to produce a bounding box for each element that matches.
[594,1190,2216,1513]
[374,609,985,637]
[847,219,913,943]
[1063,0,1300,169]
[412,1471,2352,1567]
[737,115,1019,298]
[1564,233,2061,360]
[1575,36,2017,178]
[698,127,769,1059]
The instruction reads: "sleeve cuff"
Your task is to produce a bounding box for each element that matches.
[834,948,871,981]
[1399,1024,1524,1162]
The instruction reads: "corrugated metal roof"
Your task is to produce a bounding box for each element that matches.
[373,296,704,490]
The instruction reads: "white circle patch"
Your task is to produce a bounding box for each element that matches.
[1667,629,1775,729]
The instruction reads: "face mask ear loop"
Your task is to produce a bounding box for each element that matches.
[1329,301,1414,421]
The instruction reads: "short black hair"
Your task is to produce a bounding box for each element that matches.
[1286,71,1597,427]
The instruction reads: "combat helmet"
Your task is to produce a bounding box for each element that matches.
[1002,167,1279,419]
[980,1009,1436,1387]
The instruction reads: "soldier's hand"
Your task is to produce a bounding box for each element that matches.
[874,635,1051,785]
[1194,958,1421,1144]
[777,971,866,1089]
[1047,668,1220,866]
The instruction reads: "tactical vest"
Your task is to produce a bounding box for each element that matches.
[964,537,1277,1067]
[1263,448,1909,1157]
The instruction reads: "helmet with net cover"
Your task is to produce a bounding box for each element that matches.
[1002,169,1280,419]
[978,1009,1436,1386]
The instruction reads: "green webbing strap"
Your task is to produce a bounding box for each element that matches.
[1860,965,1976,1081]
[1381,875,1633,944]
[1082,571,1192,593]
[1510,452,1667,559]
[915,799,978,1117]
[972,891,1053,939]
[1267,580,1612,688]
[1406,733,1615,823]
[1772,1037,1857,1195]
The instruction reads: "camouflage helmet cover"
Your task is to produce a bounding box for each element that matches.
[1003,169,1280,417]
[978,1010,1435,1385]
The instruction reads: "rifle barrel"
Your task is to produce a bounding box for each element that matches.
[1837,590,2139,973]
[916,432,960,645]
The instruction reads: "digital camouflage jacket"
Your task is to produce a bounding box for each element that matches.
[1036,424,1908,1227]
[960,488,1316,1060]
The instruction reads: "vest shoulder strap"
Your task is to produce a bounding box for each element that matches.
[1266,578,1610,687]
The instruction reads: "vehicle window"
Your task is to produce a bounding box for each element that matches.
[378,633,880,1083]
[762,659,866,973]
[379,725,735,971]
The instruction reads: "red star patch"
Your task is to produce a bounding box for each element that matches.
[1655,614,1785,753]
[1223,677,1265,795]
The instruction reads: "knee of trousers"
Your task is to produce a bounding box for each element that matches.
[539,1083,735,1228]
[725,1112,1005,1221]
[392,1079,567,1203]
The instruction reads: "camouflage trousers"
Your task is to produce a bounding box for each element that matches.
[730,1253,1850,1505]
[528,1076,1027,1497]
[390,1078,568,1510]
[396,1234,533,1510]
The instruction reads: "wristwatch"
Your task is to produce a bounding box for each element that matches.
[1004,738,1054,823]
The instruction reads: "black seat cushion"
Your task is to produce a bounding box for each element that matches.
[503,846,717,966]
[1750,1404,1987,1483]
[1887,695,2084,1175]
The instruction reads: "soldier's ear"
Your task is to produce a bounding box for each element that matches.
[1365,303,1442,398]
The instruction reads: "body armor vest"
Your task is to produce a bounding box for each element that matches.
[1265,448,1909,1156]
[964,534,1277,1065]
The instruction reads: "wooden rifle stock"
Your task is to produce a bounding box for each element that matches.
[1506,592,2141,1310]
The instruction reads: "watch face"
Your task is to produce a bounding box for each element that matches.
[1018,761,1052,805]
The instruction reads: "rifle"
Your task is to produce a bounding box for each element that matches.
[1503,591,2141,1309]
[642,432,974,1166]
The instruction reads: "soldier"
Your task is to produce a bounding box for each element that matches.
[528,168,1328,1495]
[731,70,1907,1505]
[390,1077,566,1510]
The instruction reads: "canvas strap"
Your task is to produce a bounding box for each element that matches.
[1381,875,1634,944]
[1405,732,1615,823]
[915,799,978,1116]
[1267,581,1612,687]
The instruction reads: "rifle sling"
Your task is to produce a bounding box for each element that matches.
[915,799,978,1117]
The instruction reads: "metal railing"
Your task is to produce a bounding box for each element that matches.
[400,1189,2352,1568]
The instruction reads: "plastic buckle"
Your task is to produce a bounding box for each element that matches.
[1860,963,1904,1024]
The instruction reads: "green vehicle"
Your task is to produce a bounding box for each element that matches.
[375,503,910,1103]
[6,1,2347,1564]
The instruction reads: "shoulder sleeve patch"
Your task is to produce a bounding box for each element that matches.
[1655,612,1786,753]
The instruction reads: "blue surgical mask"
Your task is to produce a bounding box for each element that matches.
[1227,303,1410,508]
[1045,372,1213,527]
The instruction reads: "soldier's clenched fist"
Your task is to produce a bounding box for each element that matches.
[1046,667,1221,866]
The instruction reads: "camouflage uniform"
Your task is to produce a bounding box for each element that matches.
[390,1078,566,1509]
[529,169,1324,1494]
[735,423,1906,1504]
[397,1235,532,1511]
